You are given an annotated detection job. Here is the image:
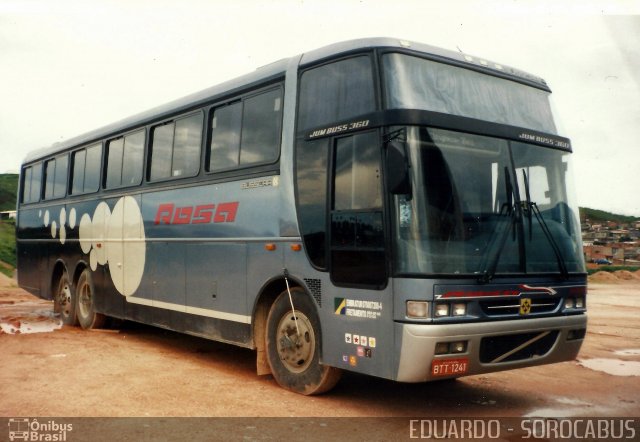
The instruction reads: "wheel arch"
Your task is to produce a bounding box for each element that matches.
[71,260,90,287]
[252,274,315,376]
[49,259,69,300]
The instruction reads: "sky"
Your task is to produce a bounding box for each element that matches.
[1,0,639,216]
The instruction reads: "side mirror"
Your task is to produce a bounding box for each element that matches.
[386,140,411,195]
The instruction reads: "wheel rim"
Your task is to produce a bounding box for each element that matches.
[276,310,315,373]
[56,279,72,319]
[77,279,92,319]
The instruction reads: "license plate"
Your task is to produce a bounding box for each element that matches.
[431,358,469,377]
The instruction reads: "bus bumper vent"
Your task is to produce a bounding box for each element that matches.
[304,278,322,307]
[479,330,559,363]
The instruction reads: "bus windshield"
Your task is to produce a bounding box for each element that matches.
[393,127,585,277]
[383,52,558,134]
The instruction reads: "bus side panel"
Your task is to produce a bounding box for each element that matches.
[283,246,397,381]
[16,207,47,297]
[185,243,247,316]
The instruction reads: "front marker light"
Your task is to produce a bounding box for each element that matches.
[434,303,450,317]
[452,303,467,316]
[407,301,429,319]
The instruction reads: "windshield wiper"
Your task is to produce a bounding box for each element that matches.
[521,170,569,279]
[478,166,516,283]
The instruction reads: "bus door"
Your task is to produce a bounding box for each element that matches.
[329,130,387,288]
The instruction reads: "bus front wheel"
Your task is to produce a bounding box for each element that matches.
[76,269,106,330]
[54,270,77,326]
[265,288,341,395]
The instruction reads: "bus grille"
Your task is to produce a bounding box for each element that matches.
[480,330,559,363]
[480,297,560,316]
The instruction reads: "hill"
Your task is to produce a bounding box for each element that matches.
[0,173,18,211]
[579,207,639,224]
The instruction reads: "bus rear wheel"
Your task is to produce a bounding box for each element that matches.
[54,270,77,326]
[265,288,341,395]
[76,269,105,330]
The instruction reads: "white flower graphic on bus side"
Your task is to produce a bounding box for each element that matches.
[42,197,146,297]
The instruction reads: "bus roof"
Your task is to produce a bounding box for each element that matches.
[22,37,549,165]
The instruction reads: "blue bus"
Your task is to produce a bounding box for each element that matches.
[16,38,587,394]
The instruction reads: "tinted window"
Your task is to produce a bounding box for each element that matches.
[295,138,329,268]
[84,144,101,192]
[30,163,42,203]
[53,155,68,198]
[43,155,68,199]
[334,132,381,210]
[172,114,202,177]
[71,143,101,194]
[298,56,375,131]
[150,123,174,180]
[21,167,33,203]
[122,131,144,186]
[330,131,386,287]
[208,88,283,172]
[150,113,202,180]
[21,163,43,204]
[71,150,86,195]
[106,138,124,188]
[240,89,282,165]
[44,159,55,200]
[106,130,144,188]
[209,102,242,171]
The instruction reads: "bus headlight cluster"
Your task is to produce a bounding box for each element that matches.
[406,301,429,319]
[434,302,467,317]
[435,340,468,355]
[564,297,586,310]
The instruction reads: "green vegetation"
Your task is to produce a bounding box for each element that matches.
[586,265,640,275]
[0,173,18,211]
[580,207,639,224]
[0,220,16,277]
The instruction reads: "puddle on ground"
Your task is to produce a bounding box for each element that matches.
[525,397,612,418]
[614,349,640,356]
[0,301,62,334]
[578,358,640,376]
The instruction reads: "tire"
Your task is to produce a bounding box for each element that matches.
[266,287,342,395]
[53,269,77,326]
[76,269,106,330]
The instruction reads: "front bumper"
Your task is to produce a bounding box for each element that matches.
[395,314,587,382]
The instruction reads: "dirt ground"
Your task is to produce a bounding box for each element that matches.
[1,272,639,440]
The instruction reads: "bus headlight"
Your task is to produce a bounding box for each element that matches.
[575,297,585,309]
[434,303,450,317]
[452,303,467,316]
[451,341,467,353]
[564,298,575,309]
[407,301,429,319]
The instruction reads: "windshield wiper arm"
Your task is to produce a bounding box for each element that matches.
[521,170,569,279]
[478,167,515,283]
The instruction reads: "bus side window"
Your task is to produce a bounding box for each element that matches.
[43,155,68,200]
[71,143,101,195]
[209,102,242,172]
[208,87,282,173]
[106,130,145,188]
[21,166,33,203]
[43,159,56,200]
[150,113,202,181]
[240,89,282,166]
